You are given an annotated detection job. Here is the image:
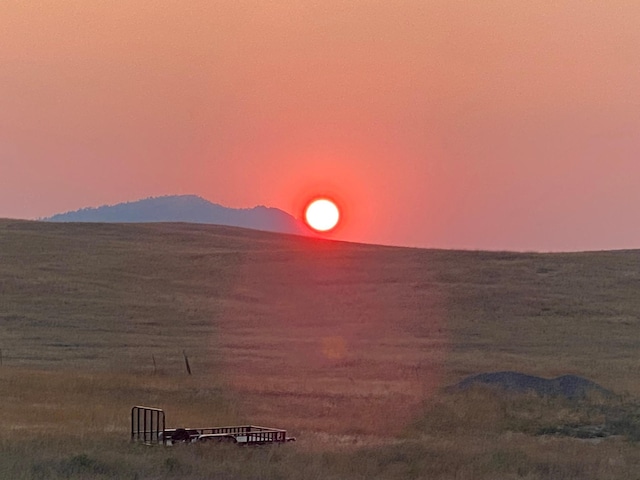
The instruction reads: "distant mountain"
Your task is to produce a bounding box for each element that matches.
[46,195,308,236]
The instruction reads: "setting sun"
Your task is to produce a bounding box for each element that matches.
[304,198,340,232]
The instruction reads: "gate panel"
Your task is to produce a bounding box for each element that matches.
[131,406,165,445]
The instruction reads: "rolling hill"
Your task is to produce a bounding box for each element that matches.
[1,219,640,478]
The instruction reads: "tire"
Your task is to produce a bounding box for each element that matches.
[172,428,191,443]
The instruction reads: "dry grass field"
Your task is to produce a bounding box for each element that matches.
[1,219,640,479]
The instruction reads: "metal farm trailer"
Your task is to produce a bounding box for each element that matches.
[131,406,295,446]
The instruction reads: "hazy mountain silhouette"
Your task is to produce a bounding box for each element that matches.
[46,195,308,235]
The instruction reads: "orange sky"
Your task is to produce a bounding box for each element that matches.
[1,1,639,251]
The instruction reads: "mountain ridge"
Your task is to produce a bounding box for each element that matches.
[46,195,308,236]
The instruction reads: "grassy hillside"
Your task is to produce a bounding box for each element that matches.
[1,219,639,478]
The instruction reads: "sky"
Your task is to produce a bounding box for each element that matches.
[1,1,639,252]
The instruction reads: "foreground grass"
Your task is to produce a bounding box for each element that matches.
[2,434,639,480]
[1,367,639,479]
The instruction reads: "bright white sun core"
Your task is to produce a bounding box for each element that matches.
[304,198,340,232]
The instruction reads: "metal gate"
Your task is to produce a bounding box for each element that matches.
[131,406,165,445]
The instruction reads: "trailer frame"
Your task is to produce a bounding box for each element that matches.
[131,406,295,446]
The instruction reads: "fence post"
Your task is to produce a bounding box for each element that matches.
[183,350,192,375]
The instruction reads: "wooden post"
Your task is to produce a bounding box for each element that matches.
[183,350,192,375]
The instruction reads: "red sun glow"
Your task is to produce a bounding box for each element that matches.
[304,198,340,232]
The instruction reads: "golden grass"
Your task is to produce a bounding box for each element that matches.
[1,219,640,478]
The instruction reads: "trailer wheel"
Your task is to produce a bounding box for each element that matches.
[172,428,191,443]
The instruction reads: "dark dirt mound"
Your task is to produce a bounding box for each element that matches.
[450,371,613,399]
